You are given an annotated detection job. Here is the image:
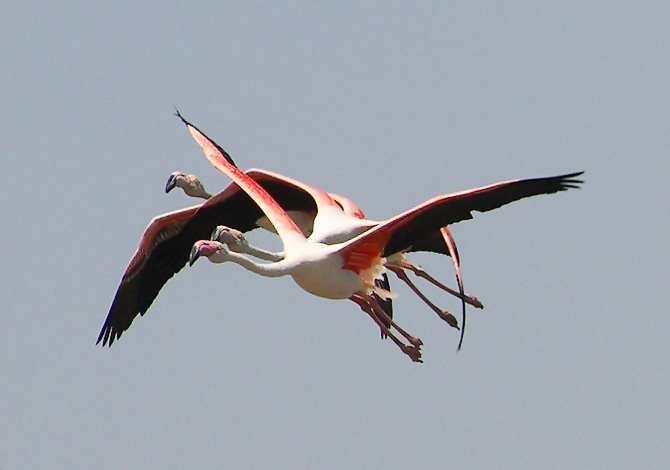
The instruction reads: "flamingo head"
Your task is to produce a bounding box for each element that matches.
[189,240,228,266]
[211,225,250,252]
[165,171,211,199]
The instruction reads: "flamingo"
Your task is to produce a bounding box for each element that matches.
[170,170,472,309]
[181,113,583,361]
[167,170,469,335]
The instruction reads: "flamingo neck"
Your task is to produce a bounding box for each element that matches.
[243,245,284,262]
[217,250,295,278]
[177,175,211,199]
[190,189,212,199]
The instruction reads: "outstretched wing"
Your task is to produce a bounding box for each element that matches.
[380,172,584,256]
[97,176,318,346]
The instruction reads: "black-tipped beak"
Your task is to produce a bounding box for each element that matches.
[211,226,224,241]
[189,244,201,266]
[165,174,177,193]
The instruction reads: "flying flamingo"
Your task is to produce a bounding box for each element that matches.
[170,169,474,313]
[167,169,468,336]
[181,113,583,361]
[199,169,475,334]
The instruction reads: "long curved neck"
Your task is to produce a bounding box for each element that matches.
[186,189,211,199]
[244,245,284,262]
[223,251,294,278]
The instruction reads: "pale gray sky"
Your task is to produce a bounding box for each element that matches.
[2,2,669,469]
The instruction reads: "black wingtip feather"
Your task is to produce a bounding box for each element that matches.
[174,109,238,168]
[558,171,585,188]
[96,324,115,347]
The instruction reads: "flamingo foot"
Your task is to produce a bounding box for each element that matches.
[408,335,423,348]
[436,310,460,330]
[466,294,484,309]
[401,344,423,363]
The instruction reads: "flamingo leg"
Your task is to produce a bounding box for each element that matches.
[389,226,472,350]
[390,258,484,309]
[350,295,423,363]
[387,266,459,330]
[367,296,423,348]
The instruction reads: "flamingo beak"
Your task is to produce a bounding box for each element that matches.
[165,173,178,193]
[211,226,224,241]
[189,243,201,266]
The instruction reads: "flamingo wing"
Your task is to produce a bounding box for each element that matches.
[334,172,582,264]
[97,205,200,346]
[381,172,583,256]
[98,176,319,346]
[246,168,340,210]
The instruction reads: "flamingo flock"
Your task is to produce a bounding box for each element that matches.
[97,112,583,362]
